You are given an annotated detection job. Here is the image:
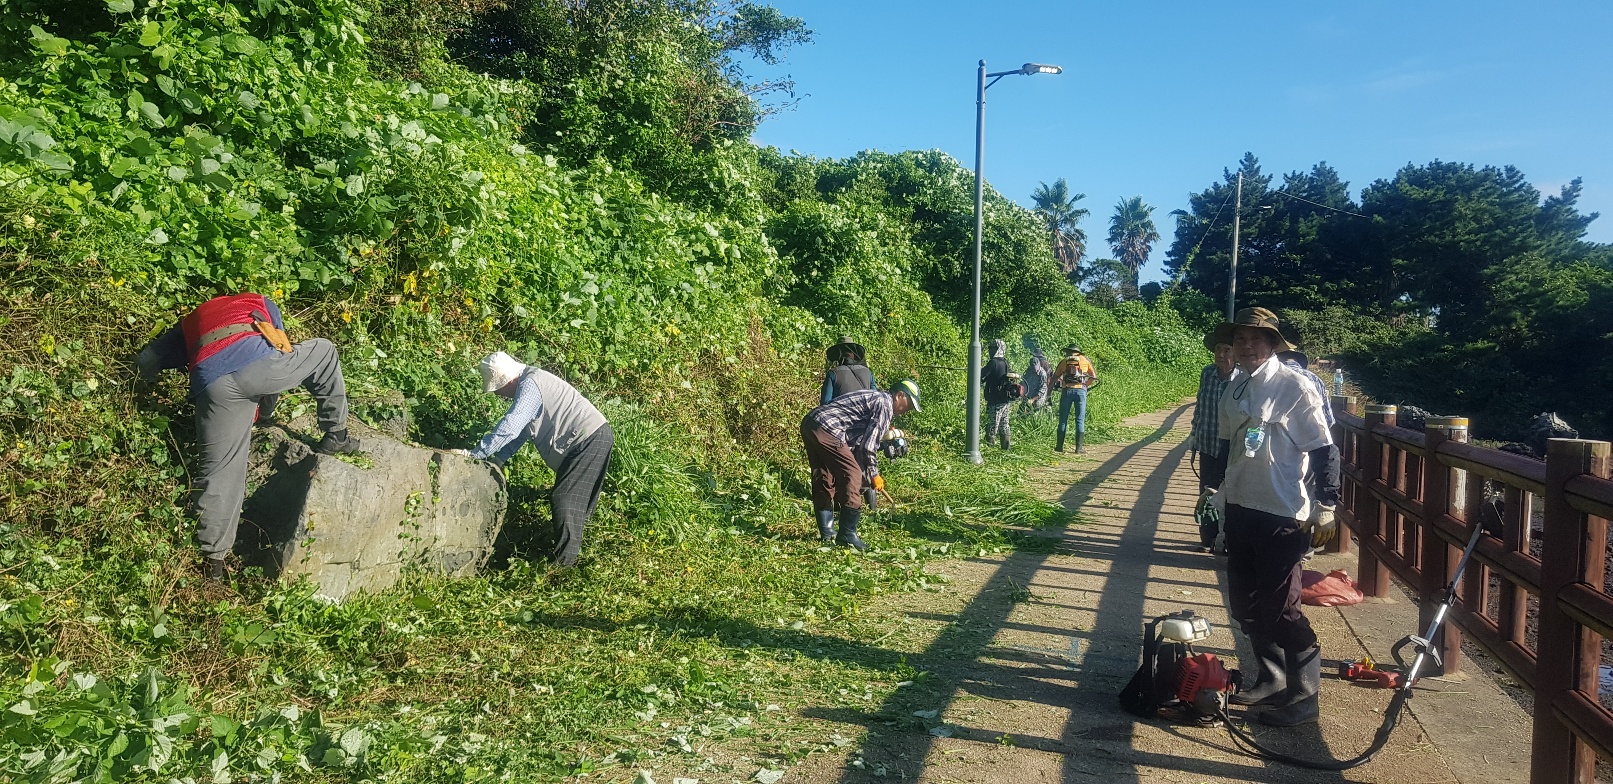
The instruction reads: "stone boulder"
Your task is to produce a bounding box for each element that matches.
[1526,412,1578,458]
[237,419,506,601]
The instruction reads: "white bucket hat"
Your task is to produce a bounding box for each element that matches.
[479,351,526,393]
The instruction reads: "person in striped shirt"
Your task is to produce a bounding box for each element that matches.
[800,380,921,551]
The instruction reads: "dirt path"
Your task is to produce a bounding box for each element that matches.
[771,402,1531,784]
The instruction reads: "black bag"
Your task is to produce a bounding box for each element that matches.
[990,373,1023,401]
[1118,617,1187,718]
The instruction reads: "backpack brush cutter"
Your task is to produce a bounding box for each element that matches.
[1119,517,1489,771]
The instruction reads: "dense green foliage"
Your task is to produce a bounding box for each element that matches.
[1165,153,1613,439]
[0,0,1202,781]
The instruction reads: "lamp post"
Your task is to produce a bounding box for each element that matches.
[966,59,1061,465]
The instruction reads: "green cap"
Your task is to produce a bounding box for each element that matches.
[893,379,921,412]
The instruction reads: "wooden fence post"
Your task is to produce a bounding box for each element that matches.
[1531,438,1611,784]
[1357,404,1396,598]
[1419,416,1467,676]
[1329,395,1356,555]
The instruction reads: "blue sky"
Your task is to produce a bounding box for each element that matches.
[745,1,1613,284]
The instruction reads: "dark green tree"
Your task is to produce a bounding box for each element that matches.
[446,0,810,207]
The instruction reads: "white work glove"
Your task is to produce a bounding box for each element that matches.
[447,448,471,457]
[1307,505,1338,549]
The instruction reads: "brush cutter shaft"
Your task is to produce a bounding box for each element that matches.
[1222,518,1490,770]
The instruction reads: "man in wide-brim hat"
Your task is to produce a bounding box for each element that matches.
[1210,306,1340,727]
[1052,343,1098,453]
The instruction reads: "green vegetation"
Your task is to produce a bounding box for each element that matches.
[0,0,1202,781]
[1165,153,1613,439]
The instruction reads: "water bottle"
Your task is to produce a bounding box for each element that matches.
[1243,424,1266,458]
[1333,369,1345,395]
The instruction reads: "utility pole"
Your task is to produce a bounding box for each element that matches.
[1227,170,1242,321]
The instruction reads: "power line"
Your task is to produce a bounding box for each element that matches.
[1166,187,1236,289]
[1270,189,1370,218]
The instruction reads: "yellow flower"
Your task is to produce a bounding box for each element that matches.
[272,287,285,299]
[463,297,474,307]
[664,324,681,336]
[340,311,352,324]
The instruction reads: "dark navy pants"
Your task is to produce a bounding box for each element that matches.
[1224,503,1317,652]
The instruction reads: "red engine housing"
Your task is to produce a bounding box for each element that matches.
[1175,653,1233,703]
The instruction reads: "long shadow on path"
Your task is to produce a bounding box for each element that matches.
[809,405,1353,784]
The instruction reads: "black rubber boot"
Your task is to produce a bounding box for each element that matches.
[1055,432,1066,452]
[1229,637,1288,705]
[315,428,362,455]
[202,557,227,582]
[1075,433,1085,454]
[836,508,866,551]
[1259,645,1322,726]
[816,509,835,544]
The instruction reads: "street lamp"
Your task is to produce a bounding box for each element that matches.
[966,60,1061,465]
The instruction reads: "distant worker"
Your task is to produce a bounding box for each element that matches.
[1210,307,1340,727]
[820,336,876,404]
[1052,343,1098,453]
[1019,348,1051,415]
[982,339,1015,450]
[1191,338,1236,553]
[134,292,360,582]
[801,381,921,551]
[1278,348,1340,561]
[462,351,613,568]
[1277,349,1335,427]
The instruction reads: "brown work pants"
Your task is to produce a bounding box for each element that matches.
[801,419,864,513]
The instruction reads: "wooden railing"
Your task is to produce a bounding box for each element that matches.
[1332,399,1613,784]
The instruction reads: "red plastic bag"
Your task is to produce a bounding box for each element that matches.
[1301,569,1364,607]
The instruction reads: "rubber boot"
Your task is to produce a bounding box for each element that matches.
[836,507,866,551]
[1055,432,1066,452]
[1229,637,1288,705]
[816,509,836,544]
[202,557,227,583]
[1259,646,1322,726]
[1075,432,1085,454]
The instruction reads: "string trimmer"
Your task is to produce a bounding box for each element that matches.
[1121,516,1489,770]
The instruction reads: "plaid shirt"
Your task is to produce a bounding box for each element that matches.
[807,388,893,477]
[1191,364,1230,456]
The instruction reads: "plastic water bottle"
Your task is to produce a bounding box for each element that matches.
[1243,424,1266,458]
[1333,369,1345,395]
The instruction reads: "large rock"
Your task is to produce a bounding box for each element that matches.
[237,420,506,601]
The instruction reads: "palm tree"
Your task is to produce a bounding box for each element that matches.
[1107,196,1159,300]
[1030,179,1088,277]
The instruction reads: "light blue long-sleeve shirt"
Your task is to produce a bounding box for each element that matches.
[471,374,544,464]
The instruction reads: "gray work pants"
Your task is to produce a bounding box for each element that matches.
[550,424,613,567]
[194,338,348,559]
